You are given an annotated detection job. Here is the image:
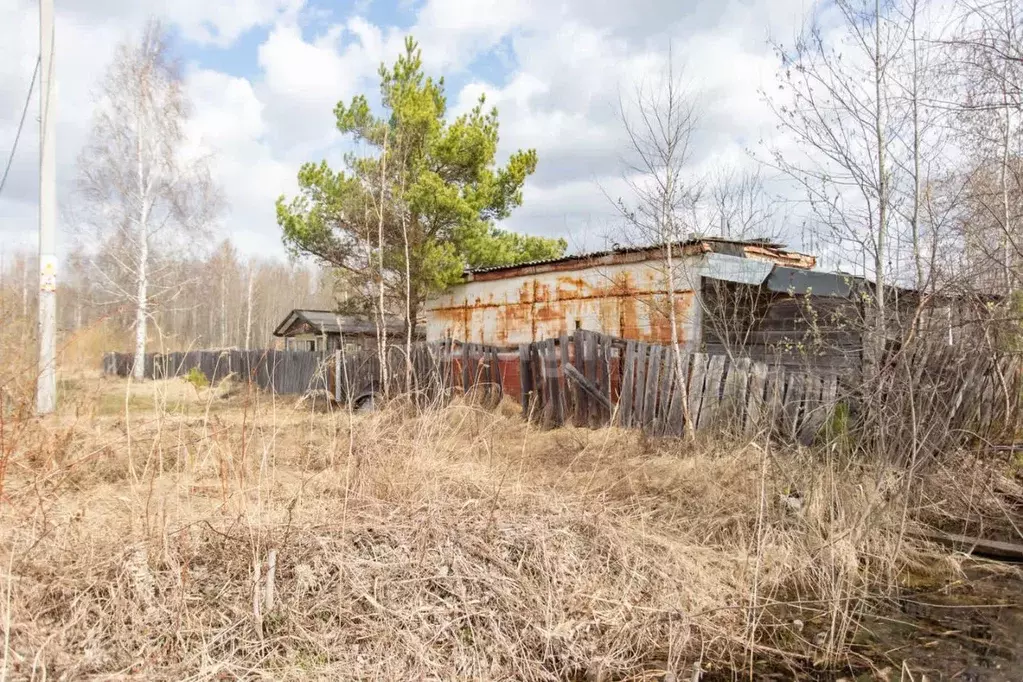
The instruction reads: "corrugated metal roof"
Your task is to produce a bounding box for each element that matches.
[273,309,407,336]
[765,267,860,297]
[698,252,775,285]
[465,236,793,275]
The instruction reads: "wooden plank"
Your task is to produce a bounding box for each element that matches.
[461,341,470,393]
[783,373,806,441]
[700,354,727,431]
[474,343,484,390]
[536,342,548,423]
[530,342,544,421]
[642,343,662,429]
[733,357,754,429]
[492,346,503,404]
[947,353,983,430]
[482,344,493,401]
[688,353,708,431]
[518,344,531,416]
[797,375,825,444]
[702,329,862,347]
[723,357,751,431]
[560,335,571,422]
[988,356,1012,439]
[547,339,562,426]
[573,332,586,426]
[656,347,676,435]
[536,343,544,423]
[619,341,637,427]
[912,529,1023,562]
[527,342,541,418]
[962,359,989,434]
[763,366,785,433]
[597,335,612,425]
[584,332,599,427]
[564,363,613,411]
[335,350,342,402]
[663,349,689,437]
[820,374,838,430]
[471,343,478,393]
[633,344,649,428]
[1005,356,1023,439]
[744,362,768,435]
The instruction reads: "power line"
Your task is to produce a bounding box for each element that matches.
[0,55,41,197]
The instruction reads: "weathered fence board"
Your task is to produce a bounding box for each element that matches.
[701,354,726,430]
[745,361,768,435]
[105,331,1015,446]
[633,344,649,428]
[102,348,327,396]
[655,348,675,435]
[512,336,851,441]
[689,353,709,430]
[642,343,662,428]
[619,341,637,427]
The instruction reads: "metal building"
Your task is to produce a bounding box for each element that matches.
[424,238,816,348]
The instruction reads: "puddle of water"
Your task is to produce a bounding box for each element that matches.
[855,567,1023,681]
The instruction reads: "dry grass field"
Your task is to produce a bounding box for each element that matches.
[1,363,1022,680]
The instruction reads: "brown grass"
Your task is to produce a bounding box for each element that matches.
[0,373,1011,680]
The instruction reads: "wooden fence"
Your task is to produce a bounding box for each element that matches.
[519,330,1023,445]
[105,334,1021,447]
[102,342,505,403]
[331,340,505,406]
[102,349,328,395]
[518,330,839,441]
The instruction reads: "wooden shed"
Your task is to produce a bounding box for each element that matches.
[272,309,418,352]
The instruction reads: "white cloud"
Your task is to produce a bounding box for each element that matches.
[0,0,128,252]
[0,0,837,266]
[411,0,533,68]
[186,68,299,255]
[63,0,301,47]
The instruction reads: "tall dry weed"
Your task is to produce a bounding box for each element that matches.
[0,376,987,679]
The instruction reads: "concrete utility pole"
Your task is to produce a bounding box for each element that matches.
[37,0,57,415]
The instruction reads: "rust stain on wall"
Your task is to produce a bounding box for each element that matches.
[428,280,696,345]
[425,239,811,345]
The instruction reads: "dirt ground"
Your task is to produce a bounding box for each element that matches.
[1,374,1021,680]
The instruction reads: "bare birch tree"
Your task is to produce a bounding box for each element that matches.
[76,21,221,379]
[613,51,701,437]
[709,166,784,242]
[948,0,1023,294]
[766,0,909,353]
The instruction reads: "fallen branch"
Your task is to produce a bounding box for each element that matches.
[912,529,1023,562]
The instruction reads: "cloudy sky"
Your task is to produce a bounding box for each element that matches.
[0,0,814,263]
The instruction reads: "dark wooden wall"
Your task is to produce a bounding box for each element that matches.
[700,280,864,374]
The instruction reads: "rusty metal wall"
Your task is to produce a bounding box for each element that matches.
[425,255,704,346]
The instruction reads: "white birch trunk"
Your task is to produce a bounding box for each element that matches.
[873,0,888,342]
[132,232,149,381]
[909,0,924,289]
